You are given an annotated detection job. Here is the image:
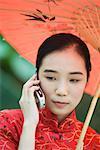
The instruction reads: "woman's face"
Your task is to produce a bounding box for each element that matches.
[38,47,87,122]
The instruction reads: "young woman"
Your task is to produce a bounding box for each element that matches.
[0,33,99,150]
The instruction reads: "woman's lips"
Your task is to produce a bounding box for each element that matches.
[53,101,69,108]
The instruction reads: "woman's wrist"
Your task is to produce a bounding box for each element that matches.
[23,121,37,130]
[18,122,36,150]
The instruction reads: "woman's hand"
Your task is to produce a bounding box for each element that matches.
[19,74,40,126]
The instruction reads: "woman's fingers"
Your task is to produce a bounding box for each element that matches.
[22,84,40,98]
[19,85,40,110]
[19,73,40,125]
[20,73,41,102]
[22,74,40,95]
[23,80,40,91]
[19,85,40,101]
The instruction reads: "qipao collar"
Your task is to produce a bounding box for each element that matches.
[39,107,77,133]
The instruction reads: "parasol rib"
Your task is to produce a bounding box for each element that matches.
[76,83,100,150]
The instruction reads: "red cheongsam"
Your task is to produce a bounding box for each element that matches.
[0,108,100,150]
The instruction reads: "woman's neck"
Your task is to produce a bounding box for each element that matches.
[57,113,70,124]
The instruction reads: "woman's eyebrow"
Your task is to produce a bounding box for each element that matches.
[44,69,58,73]
[69,72,84,75]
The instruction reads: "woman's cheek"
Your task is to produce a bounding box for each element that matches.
[40,80,52,95]
[70,83,86,101]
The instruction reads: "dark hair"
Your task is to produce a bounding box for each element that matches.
[36,33,91,81]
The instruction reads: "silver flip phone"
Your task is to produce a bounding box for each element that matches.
[34,88,45,109]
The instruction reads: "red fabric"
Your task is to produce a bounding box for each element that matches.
[0,108,100,150]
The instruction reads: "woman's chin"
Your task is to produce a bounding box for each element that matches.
[50,107,71,116]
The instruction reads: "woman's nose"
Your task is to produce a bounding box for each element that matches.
[55,81,68,96]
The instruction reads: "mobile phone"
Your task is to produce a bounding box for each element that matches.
[34,88,45,109]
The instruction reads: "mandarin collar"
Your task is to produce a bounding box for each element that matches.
[39,107,77,133]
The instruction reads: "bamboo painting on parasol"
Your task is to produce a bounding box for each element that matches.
[0,0,100,149]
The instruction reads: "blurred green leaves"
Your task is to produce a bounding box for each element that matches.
[0,34,36,110]
[9,55,36,81]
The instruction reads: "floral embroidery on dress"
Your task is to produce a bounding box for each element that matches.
[0,108,100,150]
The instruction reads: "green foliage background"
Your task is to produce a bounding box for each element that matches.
[0,35,100,133]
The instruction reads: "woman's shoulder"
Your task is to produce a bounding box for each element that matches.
[0,108,24,123]
[0,109,24,135]
[0,109,24,145]
[0,108,22,114]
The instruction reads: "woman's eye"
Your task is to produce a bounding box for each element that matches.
[70,79,80,83]
[46,77,56,81]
